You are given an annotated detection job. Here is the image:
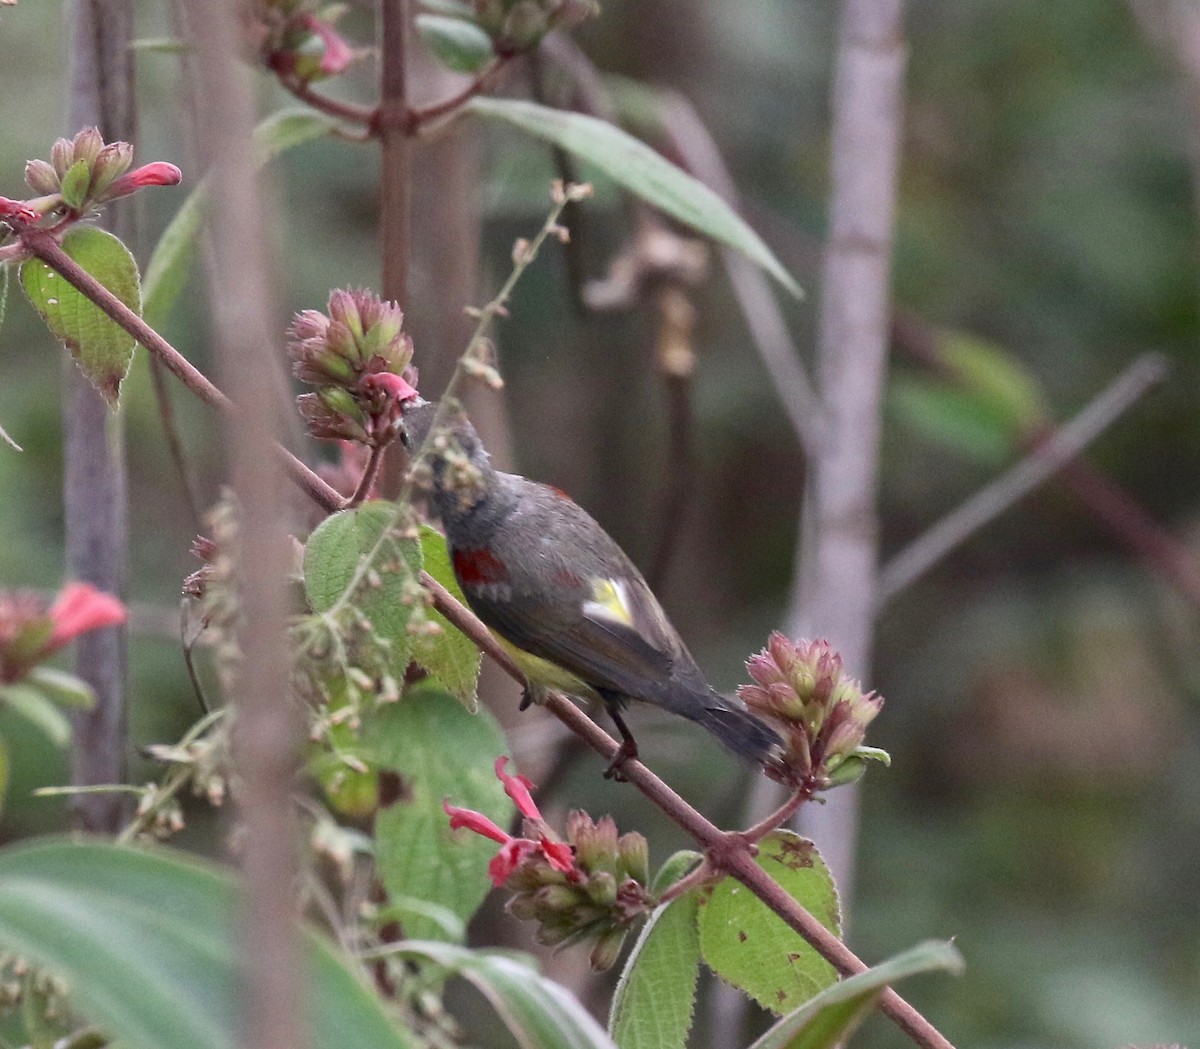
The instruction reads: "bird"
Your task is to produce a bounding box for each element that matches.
[398,397,783,777]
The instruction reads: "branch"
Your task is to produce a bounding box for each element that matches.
[877,353,1170,606]
[418,571,955,1049]
[409,54,517,132]
[279,76,376,127]
[17,229,343,514]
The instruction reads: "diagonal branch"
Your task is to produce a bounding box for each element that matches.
[877,353,1169,606]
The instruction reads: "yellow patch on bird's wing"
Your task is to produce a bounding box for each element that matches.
[582,578,634,627]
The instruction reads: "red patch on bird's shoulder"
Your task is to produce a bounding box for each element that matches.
[548,485,572,500]
[453,547,510,586]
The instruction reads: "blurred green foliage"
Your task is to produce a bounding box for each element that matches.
[2,0,1199,1046]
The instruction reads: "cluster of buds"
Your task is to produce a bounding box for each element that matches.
[0,583,125,686]
[472,0,598,53]
[143,732,231,812]
[739,634,889,790]
[244,0,362,82]
[289,289,418,448]
[444,758,654,970]
[21,127,181,221]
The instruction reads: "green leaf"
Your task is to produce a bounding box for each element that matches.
[25,666,96,709]
[889,376,1018,468]
[698,831,840,1015]
[0,684,72,746]
[60,159,92,211]
[413,526,482,711]
[420,0,475,16]
[20,226,141,403]
[467,98,801,298]
[747,941,964,1049]
[939,332,1047,432]
[372,683,510,941]
[143,109,339,329]
[609,894,701,1049]
[394,940,617,1048]
[417,14,495,73]
[0,839,416,1049]
[304,501,423,674]
[650,850,703,896]
[142,186,205,331]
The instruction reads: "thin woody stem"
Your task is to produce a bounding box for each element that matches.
[741,783,815,843]
[278,76,375,126]
[409,55,517,132]
[346,443,387,508]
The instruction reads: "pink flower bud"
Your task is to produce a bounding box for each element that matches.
[71,127,104,168]
[361,371,418,405]
[495,756,541,820]
[24,159,60,196]
[89,141,135,196]
[0,197,37,224]
[301,13,355,77]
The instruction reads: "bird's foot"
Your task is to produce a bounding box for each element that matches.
[603,738,638,781]
[519,683,550,710]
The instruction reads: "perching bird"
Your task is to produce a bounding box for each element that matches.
[399,398,783,775]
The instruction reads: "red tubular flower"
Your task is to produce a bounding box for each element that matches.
[495,756,540,820]
[99,162,182,202]
[48,582,126,647]
[443,800,509,845]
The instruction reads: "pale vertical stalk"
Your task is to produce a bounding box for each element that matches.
[64,0,134,833]
[192,6,304,1049]
[791,0,908,900]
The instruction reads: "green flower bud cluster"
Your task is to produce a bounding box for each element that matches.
[473,0,598,53]
[739,633,889,790]
[505,811,652,971]
[289,289,417,447]
[24,127,180,218]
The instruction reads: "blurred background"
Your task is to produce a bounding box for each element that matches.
[2,1,1200,1047]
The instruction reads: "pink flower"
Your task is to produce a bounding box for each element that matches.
[99,162,182,203]
[0,197,37,224]
[48,582,126,647]
[444,757,577,887]
[301,14,355,77]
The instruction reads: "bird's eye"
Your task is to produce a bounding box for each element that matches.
[398,426,411,449]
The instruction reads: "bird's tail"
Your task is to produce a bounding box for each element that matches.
[690,700,784,768]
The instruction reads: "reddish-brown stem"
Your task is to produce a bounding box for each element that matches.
[655,857,717,905]
[419,571,955,1049]
[409,55,517,131]
[741,783,815,843]
[19,227,343,514]
[278,76,375,126]
[346,442,388,508]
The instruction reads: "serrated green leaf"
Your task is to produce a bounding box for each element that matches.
[25,666,95,709]
[372,683,510,941]
[60,159,92,210]
[394,940,617,1049]
[698,831,840,1016]
[20,226,141,403]
[747,941,964,1049]
[467,98,801,298]
[413,525,482,710]
[418,14,495,73]
[304,501,423,673]
[889,376,1018,468]
[0,684,72,746]
[0,839,417,1049]
[609,894,700,1049]
[143,109,339,329]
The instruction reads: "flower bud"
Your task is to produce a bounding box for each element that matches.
[616,831,649,885]
[89,141,135,196]
[24,159,59,196]
[588,927,628,972]
[71,127,104,168]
